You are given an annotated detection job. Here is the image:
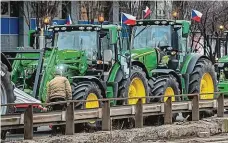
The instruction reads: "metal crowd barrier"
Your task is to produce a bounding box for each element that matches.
[1,92,228,140]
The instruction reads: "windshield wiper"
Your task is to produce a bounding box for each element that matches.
[134,25,151,38]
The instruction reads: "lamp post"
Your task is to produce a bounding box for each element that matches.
[218,25,225,58]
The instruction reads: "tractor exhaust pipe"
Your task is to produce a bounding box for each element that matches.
[39,28,45,49]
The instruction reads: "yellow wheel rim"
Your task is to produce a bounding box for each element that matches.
[128,77,146,105]
[164,87,175,102]
[85,93,99,124]
[200,73,214,99]
[85,93,99,109]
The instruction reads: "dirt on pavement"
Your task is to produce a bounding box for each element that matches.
[6,117,228,143]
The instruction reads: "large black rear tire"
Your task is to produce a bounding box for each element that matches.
[71,81,103,132]
[188,58,217,99]
[187,58,217,119]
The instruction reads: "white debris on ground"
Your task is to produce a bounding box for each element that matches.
[10,117,228,143]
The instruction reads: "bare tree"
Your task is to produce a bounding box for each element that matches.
[19,1,71,29]
[173,1,228,61]
[79,1,111,24]
[119,1,150,19]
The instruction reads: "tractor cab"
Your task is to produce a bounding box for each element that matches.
[130,19,190,71]
[48,25,122,81]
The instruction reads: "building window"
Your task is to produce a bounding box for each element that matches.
[1,2,10,16]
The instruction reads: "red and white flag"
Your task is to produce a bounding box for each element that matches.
[191,9,203,22]
[122,13,136,25]
[143,6,151,19]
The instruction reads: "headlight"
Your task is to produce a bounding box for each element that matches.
[56,64,68,73]
[171,51,176,55]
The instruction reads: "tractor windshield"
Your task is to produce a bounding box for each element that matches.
[55,31,98,59]
[133,25,172,49]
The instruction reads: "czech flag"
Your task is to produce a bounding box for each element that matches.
[143,6,151,19]
[191,9,203,22]
[122,13,136,25]
[66,14,72,25]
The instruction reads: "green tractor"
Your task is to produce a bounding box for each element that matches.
[217,55,228,96]
[6,24,145,129]
[126,19,217,107]
[9,24,131,105]
[6,18,217,130]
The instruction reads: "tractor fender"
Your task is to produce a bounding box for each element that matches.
[1,53,12,72]
[185,54,210,74]
[151,69,182,92]
[71,76,106,97]
[131,61,150,79]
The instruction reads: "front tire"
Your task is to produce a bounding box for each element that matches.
[118,70,149,105]
[151,76,180,102]
[115,70,148,129]
[148,76,180,125]
[72,81,103,132]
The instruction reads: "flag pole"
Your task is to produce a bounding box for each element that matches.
[120,12,123,26]
[142,10,144,20]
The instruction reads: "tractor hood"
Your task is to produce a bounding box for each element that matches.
[56,50,83,61]
[131,48,157,59]
[12,48,87,73]
[218,56,228,63]
[130,47,158,74]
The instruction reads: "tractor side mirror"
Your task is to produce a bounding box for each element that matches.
[109,29,118,45]
[125,52,131,64]
[109,30,113,44]
[182,21,190,38]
